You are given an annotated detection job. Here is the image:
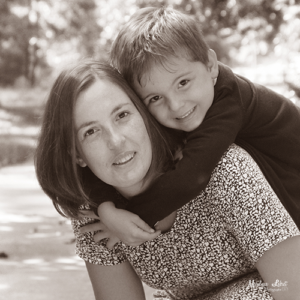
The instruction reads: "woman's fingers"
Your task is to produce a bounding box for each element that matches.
[79,221,105,234]
[106,236,121,250]
[78,209,99,220]
[93,232,120,249]
[93,231,110,243]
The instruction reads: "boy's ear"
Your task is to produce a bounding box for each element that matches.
[207,49,219,79]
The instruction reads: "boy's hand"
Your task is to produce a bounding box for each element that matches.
[97,202,161,246]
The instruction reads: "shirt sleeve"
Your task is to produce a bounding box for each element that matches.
[71,211,127,266]
[212,145,300,264]
[126,65,245,227]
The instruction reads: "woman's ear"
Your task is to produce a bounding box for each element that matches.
[76,155,87,167]
[207,49,219,80]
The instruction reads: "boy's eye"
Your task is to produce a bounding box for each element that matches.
[179,80,189,88]
[117,111,129,120]
[149,95,162,103]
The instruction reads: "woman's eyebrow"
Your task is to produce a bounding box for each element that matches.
[76,103,131,134]
[111,103,130,115]
[77,121,97,134]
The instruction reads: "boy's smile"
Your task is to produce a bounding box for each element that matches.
[133,50,219,132]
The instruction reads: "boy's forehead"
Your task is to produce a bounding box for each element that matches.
[136,55,191,87]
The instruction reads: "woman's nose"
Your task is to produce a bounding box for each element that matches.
[106,129,125,150]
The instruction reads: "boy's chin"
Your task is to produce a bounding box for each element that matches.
[176,122,201,132]
[162,120,201,132]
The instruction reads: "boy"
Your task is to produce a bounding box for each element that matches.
[83,7,300,243]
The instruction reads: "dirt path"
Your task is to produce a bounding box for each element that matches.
[0,161,155,299]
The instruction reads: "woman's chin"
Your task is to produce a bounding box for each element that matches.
[112,167,150,197]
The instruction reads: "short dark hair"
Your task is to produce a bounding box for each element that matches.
[110,6,210,86]
[35,60,173,219]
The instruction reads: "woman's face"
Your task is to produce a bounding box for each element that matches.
[74,78,153,198]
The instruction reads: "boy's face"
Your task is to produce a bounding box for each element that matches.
[133,50,219,132]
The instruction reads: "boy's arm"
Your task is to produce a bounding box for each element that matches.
[127,83,245,227]
[79,205,161,247]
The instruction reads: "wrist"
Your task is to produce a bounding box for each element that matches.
[97,201,116,219]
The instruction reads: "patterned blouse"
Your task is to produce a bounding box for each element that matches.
[72,144,300,299]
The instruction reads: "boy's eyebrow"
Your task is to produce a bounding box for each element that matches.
[143,71,191,100]
[171,71,191,85]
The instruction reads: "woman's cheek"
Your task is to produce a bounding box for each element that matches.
[82,138,104,164]
[129,116,149,142]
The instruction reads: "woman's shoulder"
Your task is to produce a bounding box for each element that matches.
[213,143,254,178]
[219,143,250,163]
[71,212,127,266]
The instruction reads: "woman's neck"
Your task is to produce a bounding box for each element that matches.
[114,172,158,199]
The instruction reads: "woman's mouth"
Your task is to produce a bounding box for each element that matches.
[176,106,196,120]
[113,152,136,166]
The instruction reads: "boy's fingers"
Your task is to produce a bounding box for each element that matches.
[134,219,155,233]
[78,210,99,220]
[141,230,161,241]
[126,230,161,246]
[106,236,120,250]
[79,221,104,234]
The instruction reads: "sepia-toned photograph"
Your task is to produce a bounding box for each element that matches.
[0,0,300,299]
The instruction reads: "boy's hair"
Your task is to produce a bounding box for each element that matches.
[35,59,174,219]
[110,6,210,86]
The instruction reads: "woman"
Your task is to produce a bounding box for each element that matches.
[35,60,300,300]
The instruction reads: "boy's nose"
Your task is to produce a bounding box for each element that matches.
[167,97,184,112]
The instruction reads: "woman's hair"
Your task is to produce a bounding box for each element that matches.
[110,6,210,86]
[35,60,174,219]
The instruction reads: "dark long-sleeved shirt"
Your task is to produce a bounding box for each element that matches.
[88,63,300,229]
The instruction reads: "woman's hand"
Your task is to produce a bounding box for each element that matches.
[79,203,161,247]
[78,212,120,249]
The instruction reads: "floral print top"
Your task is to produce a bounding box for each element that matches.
[72,145,300,299]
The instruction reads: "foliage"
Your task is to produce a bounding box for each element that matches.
[0,0,299,86]
[136,0,295,63]
[0,0,102,87]
[0,85,47,167]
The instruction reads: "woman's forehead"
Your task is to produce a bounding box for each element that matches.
[79,79,132,106]
[75,80,129,122]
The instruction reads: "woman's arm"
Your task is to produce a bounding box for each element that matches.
[212,145,300,299]
[86,260,146,300]
[71,216,146,299]
[256,235,300,300]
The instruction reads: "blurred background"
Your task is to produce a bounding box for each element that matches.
[0,0,300,168]
[0,0,299,299]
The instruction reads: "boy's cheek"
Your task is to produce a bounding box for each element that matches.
[153,114,170,127]
[148,107,165,122]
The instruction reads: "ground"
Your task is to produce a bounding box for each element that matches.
[0,159,156,300]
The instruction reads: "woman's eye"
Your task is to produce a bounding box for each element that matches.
[84,128,96,137]
[149,95,161,103]
[179,80,189,88]
[117,111,129,120]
